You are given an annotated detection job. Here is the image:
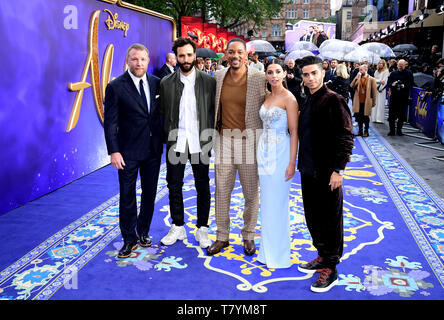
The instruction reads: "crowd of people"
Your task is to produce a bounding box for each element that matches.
[103,36,442,295]
[250,44,444,137]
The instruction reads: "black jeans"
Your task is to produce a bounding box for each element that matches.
[118,150,161,243]
[166,146,211,228]
[300,172,344,268]
[356,102,370,132]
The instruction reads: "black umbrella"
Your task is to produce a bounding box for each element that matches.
[413,72,434,90]
[257,51,278,59]
[196,48,218,58]
[392,44,418,52]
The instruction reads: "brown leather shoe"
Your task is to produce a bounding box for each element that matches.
[206,240,229,255]
[243,240,256,256]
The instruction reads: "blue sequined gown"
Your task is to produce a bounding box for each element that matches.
[257,105,292,269]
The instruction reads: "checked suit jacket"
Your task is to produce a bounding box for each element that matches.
[212,66,267,241]
[214,66,266,159]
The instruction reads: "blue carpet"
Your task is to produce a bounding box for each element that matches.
[1,126,444,300]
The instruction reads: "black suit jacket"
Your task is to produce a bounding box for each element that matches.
[324,69,337,83]
[104,71,163,161]
[157,64,173,80]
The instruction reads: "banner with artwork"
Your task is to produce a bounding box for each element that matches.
[409,88,439,139]
[0,0,175,215]
[181,17,231,53]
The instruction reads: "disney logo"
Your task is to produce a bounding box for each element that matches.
[104,9,129,37]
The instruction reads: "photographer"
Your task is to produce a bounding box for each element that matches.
[387,59,414,136]
[425,66,444,104]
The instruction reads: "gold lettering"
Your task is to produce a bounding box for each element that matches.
[67,2,176,132]
[414,95,428,119]
[104,9,129,37]
[66,10,114,132]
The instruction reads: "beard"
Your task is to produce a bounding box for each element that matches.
[129,66,147,78]
[177,60,195,73]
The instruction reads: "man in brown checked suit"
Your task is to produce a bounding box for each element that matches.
[207,38,267,256]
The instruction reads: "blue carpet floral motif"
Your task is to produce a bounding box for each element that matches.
[0,126,443,300]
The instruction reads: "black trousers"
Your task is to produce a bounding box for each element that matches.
[388,94,409,123]
[166,146,211,228]
[356,102,370,132]
[118,146,161,243]
[300,173,344,268]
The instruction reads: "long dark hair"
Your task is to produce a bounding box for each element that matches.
[265,58,288,91]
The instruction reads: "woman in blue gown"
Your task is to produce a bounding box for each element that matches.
[257,59,299,268]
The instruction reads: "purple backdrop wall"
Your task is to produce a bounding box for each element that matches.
[0,0,174,215]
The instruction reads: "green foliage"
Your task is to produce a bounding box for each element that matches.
[133,0,283,29]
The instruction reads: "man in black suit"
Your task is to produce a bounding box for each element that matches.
[104,43,163,258]
[300,26,314,42]
[157,52,176,79]
[324,59,338,83]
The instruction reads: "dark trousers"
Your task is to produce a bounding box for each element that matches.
[118,147,161,243]
[388,94,409,132]
[356,102,370,132]
[300,173,344,269]
[166,146,211,228]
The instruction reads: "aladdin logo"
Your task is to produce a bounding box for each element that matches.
[66,10,117,132]
[104,9,129,37]
[415,94,428,119]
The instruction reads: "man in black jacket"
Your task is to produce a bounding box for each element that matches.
[387,59,414,136]
[159,37,216,248]
[104,43,163,258]
[297,56,354,293]
[157,52,176,79]
[285,58,303,105]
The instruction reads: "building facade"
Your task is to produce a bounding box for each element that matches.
[229,0,331,51]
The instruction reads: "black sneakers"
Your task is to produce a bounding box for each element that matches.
[310,268,338,293]
[298,256,325,274]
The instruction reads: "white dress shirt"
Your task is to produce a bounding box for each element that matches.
[175,68,201,154]
[128,69,150,113]
[167,64,174,74]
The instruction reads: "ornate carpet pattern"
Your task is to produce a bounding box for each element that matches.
[0,126,443,300]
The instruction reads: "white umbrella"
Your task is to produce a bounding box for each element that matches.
[361,42,395,58]
[319,39,360,60]
[319,39,358,52]
[284,50,314,63]
[246,40,276,53]
[287,41,318,53]
[344,48,381,65]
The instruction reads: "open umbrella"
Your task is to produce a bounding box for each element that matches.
[361,42,395,58]
[196,48,218,58]
[246,40,276,53]
[413,72,434,89]
[257,51,278,59]
[287,41,318,53]
[284,50,314,63]
[392,44,418,52]
[319,40,359,60]
[344,48,380,64]
[319,39,358,52]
